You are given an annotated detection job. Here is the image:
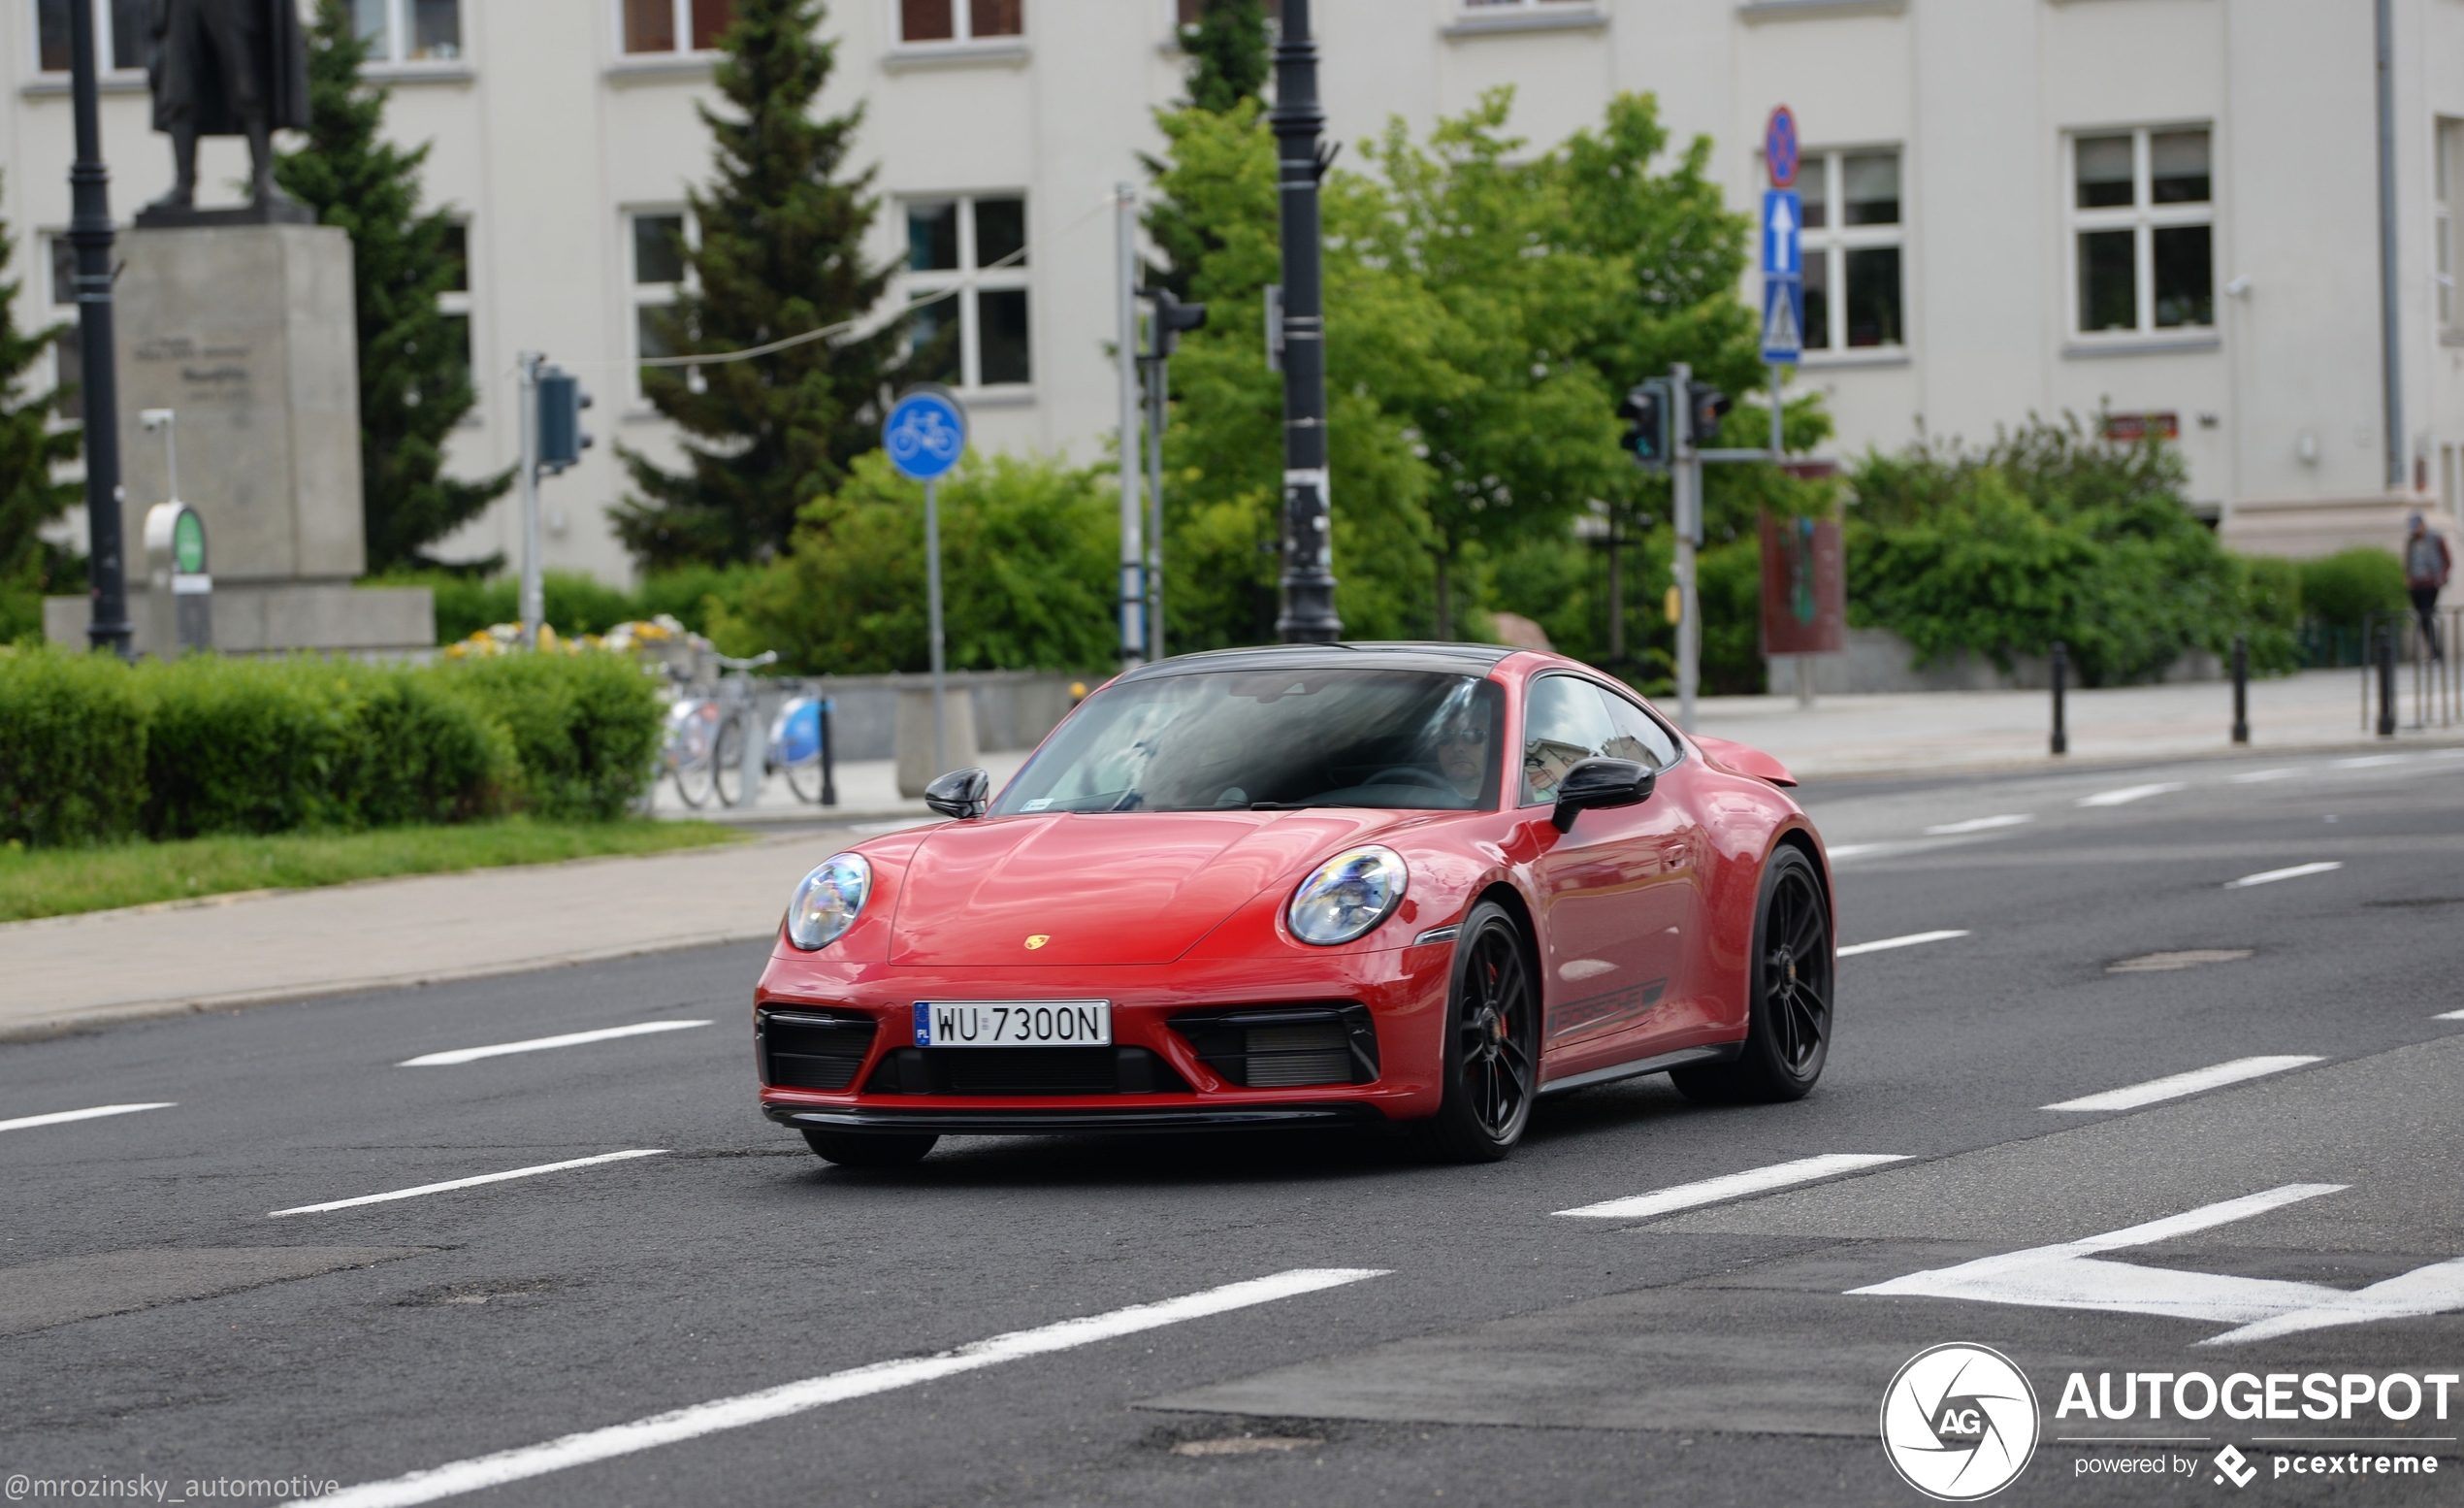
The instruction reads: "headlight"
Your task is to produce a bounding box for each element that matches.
[1286,846,1408,947]
[785,853,870,951]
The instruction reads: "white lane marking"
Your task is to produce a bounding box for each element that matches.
[1852,1184,2464,1345]
[269,1150,667,1217]
[2333,754,2412,769]
[1825,843,1885,858]
[1923,814,2034,836]
[1836,930,1969,958]
[2043,1056,2322,1113]
[0,1101,175,1133]
[1554,1153,1910,1221]
[2229,767,2302,784]
[2224,861,2343,889]
[400,1021,712,1067]
[2077,782,2187,807]
[2436,1009,2464,1022]
[293,1267,1388,1508]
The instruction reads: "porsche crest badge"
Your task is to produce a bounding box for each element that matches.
[1024,934,1051,950]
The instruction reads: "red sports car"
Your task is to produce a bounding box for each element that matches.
[753,643,1834,1166]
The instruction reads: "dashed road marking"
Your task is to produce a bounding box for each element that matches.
[1825,843,1885,858]
[2333,754,2412,769]
[1837,930,1969,958]
[269,1150,668,1217]
[2228,767,2302,784]
[2078,782,2188,807]
[2107,949,2253,974]
[1554,1153,1911,1221]
[2043,1056,2323,1113]
[0,1102,175,1134]
[400,1021,712,1066]
[2436,1009,2464,1022]
[1923,814,2034,835]
[292,1267,1389,1508]
[2225,861,2343,889]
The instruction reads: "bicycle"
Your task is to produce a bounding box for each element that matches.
[767,690,838,805]
[662,651,778,808]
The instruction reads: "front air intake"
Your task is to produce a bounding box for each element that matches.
[759,1009,877,1091]
[1170,1004,1379,1088]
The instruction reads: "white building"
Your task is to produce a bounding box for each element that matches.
[5,0,2461,587]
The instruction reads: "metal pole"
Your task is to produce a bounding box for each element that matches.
[1272,0,1339,642]
[2377,622,2398,738]
[819,697,837,806]
[68,0,130,657]
[2374,0,2405,489]
[516,352,543,648]
[2230,634,2250,744]
[1605,505,1622,668]
[1145,352,1167,661]
[2050,641,2069,756]
[1768,362,1785,460]
[924,476,948,772]
[1672,361,1699,733]
[1115,184,1145,667]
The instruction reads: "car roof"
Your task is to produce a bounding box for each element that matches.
[1115,641,1521,682]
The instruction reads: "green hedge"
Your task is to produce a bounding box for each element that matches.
[0,647,662,846]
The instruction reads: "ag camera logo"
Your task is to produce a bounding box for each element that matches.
[1881,1343,2040,1500]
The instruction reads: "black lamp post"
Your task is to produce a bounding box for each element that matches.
[1270,0,1339,643]
[67,0,131,656]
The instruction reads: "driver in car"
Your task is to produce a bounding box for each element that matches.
[1436,715,1490,802]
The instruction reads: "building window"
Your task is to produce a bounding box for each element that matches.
[353,0,462,62]
[900,195,1030,389]
[34,0,148,72]
[2069,126,2213,338]
[2437,118,2460,333]
[1796,148,1903,351]
[623,0,733,53]
[898,0,1022,45]
[628,211,690,402]
[45,235,81,422]
[438,222,472,391]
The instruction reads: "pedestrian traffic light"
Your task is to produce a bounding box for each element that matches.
[537,366,595,475]
[1618,380,1670,471]
[1685,382,1732,446]
[1148,288,1209,357]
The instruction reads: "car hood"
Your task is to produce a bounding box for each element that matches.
[887,809,1411,966]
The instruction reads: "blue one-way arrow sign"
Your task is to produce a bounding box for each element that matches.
[1762,189,1800,278]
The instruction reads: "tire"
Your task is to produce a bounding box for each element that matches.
[671,758,714,810]
[714,717,748,807]
[800,1129,939,1167]
[1672,845,1832,1104]
[785,756,824,803]
[1410,901,1539,1163]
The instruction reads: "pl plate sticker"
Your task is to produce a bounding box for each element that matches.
[1881,1343,2040,1500]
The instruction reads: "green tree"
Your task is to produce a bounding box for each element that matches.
[276,0,509,573]
[0,174,81,635]
[1182,0,1271,115]
[613,0,906,569]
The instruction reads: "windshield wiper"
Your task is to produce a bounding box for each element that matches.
[1249,801,1314,810]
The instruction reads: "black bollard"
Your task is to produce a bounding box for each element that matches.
[2050,640,2068,756]
[819,696,839,806]
[2377,625,2398,738]
[2230,635,2250,744]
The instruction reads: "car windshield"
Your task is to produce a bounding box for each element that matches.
[990,669,1506,815]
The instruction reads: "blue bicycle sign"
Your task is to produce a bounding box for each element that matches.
[884,385,967,481]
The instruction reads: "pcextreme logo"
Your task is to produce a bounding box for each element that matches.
[1880,1343,2041,1501]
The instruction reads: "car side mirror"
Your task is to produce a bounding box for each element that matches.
[924,767,990,820]
[1551,758,1654,832]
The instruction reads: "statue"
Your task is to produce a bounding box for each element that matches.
[136,0,312,224]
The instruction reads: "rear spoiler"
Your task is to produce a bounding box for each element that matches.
[1690,734,1797,788]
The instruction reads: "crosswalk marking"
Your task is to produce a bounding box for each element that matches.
[1554,1153,1910,1221]
[2043,1056,2322,1113]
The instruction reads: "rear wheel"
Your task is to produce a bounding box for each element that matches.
[714,717,749,806]
[1672,846,1832,1104]
[785,756,824,803]
[1411,901,1538,1163]
[800,1129,938,1167]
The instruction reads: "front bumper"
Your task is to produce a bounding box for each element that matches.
[764,1102,1387,1135]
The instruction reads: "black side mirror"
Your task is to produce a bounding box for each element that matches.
[924,768,990,820]
[1551,757,1654,832]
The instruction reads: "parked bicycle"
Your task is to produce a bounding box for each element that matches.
[767,692,838,805]
[662,651,778,809]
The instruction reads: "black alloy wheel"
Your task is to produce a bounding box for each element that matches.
[801,1129,938,1167]
[1414,901,1538,1162]
[1673,845,1832,1104]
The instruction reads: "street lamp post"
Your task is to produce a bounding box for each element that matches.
[67,0,131,656]
[1271,0,1339,643]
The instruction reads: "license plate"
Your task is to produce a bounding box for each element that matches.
[912,1000,1112,1048]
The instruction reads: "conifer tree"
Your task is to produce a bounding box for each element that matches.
[0,175,81,603]
[614,0,906,568]
[276,0,509,572]
[1183,0,1271,115]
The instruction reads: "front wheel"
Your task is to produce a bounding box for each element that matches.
[1672,845,1832,1104]
[801,1129,938,1167]
[784,756,824,803]
[1410,901,1539,1163]
[713,717,749,806]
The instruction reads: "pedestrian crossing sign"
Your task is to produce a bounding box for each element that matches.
[1761,276,1804,364]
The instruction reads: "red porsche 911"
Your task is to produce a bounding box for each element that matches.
[752,643,1835,1166]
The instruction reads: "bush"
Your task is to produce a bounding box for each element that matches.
[0,648,148,845]
[2298,547,2406,630]
[441,651,662,820]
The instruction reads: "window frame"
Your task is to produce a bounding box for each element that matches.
[616,0,731,57]
[625,207,696,410]
[1794,146,1907,356]
[2436,117,2460,337]
[2064,123,2217,344]
[355,0,468,67]
[31,0,148,76]
[893,0,1027,48]
[897,192,1033,394]
[1515,672,1684,808]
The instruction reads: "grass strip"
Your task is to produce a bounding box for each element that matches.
[0,818,745,924]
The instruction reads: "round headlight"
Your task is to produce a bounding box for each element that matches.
[1286,846,1408,947]
[785,853,871,951]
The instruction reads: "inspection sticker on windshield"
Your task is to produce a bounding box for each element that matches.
[914,1000,1112,1048]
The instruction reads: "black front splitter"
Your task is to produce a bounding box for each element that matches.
[762,1102,1387,1135]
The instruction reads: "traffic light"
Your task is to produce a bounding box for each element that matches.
[1148,288,1209,357]
[1684,382,1732,446]
[1617,380,1670,471]
[536,366,595,475]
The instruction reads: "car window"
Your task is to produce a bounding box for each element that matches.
[1519,675,1620,805]
[1598,688,1683,771]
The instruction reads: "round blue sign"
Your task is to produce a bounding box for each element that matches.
[1766,106,1799,189]
[883,385,967,481]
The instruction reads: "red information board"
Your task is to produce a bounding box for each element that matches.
[1759,512,1845,655]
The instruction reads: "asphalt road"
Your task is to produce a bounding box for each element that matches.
[4,746,2463,1507]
